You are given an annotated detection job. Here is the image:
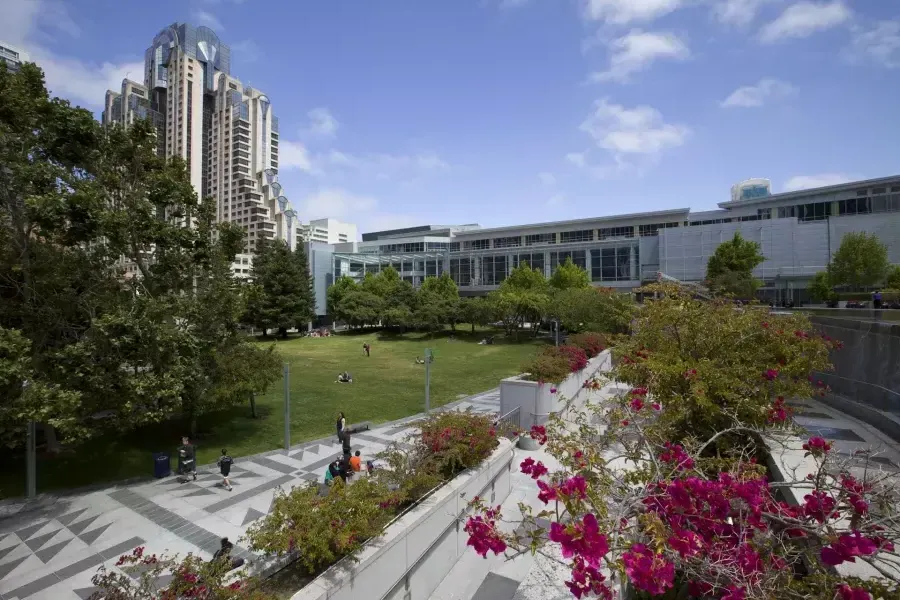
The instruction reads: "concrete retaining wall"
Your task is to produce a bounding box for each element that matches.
[290,438,516,600]
[809,316,900,414]
[499,350,612,430]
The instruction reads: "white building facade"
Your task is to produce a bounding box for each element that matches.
[301,218,358,245]
[0,41,28,72]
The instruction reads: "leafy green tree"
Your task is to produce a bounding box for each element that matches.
[808,271,834,303]
[886,265,900,290]
[705,232,764,297]
[336,291,384,327]
[489,263,550,337]
[242,240,315,337]
[549,257,591,291]
[459,297,495,333]
[416,273,460,330]
[829,232,889,290]
[327,276,358,320]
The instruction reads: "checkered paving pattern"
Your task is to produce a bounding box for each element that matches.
[0,389,500,600]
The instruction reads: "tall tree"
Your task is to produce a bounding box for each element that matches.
[549,257,591,291]
[829,232,889,290]
[886,265,900,290]
[808,271,834,303]
[327,276,359,321]
[416,273,460,330]
[706,232,765,297]
[459,297,495,333]
[243,239,315,337]
[489,263,549,337]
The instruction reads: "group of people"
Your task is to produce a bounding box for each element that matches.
[328,411,374,485]
[177,436,235,491]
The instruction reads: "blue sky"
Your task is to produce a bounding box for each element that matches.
[3,0,899,234]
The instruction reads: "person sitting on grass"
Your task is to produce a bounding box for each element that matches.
[336,371,353,383]
[326,460,341,484]
[212,537,245,571]
[415,356,425,364]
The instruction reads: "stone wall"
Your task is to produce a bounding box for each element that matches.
[810,316,900,414]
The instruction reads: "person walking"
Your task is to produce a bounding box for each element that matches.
[177,436,197,482]
[873,290,883,309]
[362,343,370,357]
[336,411,346,443]
[217,449,234,491]
[342,431,352,456]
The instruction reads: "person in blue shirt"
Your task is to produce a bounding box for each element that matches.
[217,449,234,491]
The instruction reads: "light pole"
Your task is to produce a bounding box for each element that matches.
[283,364,291,452]
[424,348,433,413]
[23,380,35,499]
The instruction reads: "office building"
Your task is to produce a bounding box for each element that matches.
[104,23,296,253]
[304,175,900,316]
[0,41,28,72]
[300,218,358,245]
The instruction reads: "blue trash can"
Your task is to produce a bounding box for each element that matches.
[153,452,171,478]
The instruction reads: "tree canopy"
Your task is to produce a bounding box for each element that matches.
[706,232,765,297]
[829,232,890,290]
[242,239,315,336]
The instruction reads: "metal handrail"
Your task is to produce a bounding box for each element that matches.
[812,371,900,399]
[494,406,522,439]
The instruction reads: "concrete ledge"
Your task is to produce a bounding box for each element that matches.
[499,350,612,430]
[815,394,900,444]
[290,438,516,600]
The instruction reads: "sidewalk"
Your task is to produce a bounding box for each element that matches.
[0,389,501,600]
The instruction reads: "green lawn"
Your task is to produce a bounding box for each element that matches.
[0,329,545,498]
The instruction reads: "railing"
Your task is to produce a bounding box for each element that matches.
[494,406,521,440]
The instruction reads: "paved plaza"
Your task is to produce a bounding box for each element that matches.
[1,386,897,600]
[0,390,501,600]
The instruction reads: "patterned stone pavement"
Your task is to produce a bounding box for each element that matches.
[0,389,501,600]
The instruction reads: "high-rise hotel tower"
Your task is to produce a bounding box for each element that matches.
[102,23,299,253]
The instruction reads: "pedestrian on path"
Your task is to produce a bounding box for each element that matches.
[178,436,197,482]
[363,343,370,357]
[336,411,346,443]
[218,449,234,491]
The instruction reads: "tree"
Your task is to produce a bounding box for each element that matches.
[886,265,900,290]
[489,262,550,337]
[416,273,460,330]
[829,232,889,290]
[459,297,495,333]
[327,276,358,320]
[549,257,591,291]
[336,290,384,327]
[706,232,764,297]
[242,239,315,337]
[808,271,834,303]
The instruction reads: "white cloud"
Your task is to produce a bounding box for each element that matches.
[300,189,378,220]
[565,152,588,168]
[846,20,900,68]
[581,0,683,25]
[192,9,225,31]
[720,78,795,107]
[783,173,852,191]
[713,0,778,27]
[306,108,340,138]
[538,172,557,186]
[579,98,690,156]
[589,30,689,83]
[759,1,851,43]
[231,40,260,63]
[279,141,316,173]
[0,0,143,110]
[546,194,565,207]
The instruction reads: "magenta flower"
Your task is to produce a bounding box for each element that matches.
[559,475,587,500]
[536,480,557,504]
[721,585,746,600]
[659,442,695,471]
[763,369,779,381]
[821,531,879,567]
[565,555,612,599]
[464,514,507,558]
[530,425,548,445]
[550,387,558,394]
[520,457,548,480]
[622,544,674,596]
[802,436,832,456]
[548,513,609,567]
[629,396,644,411]
[838,585,872,600]
[651,402,661,411]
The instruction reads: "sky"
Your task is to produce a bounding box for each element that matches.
[2,0,899,234]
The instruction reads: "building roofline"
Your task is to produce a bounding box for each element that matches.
[717,174,900,209]
[452,208,690,237]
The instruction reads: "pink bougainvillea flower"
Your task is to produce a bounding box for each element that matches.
[536,480,557,504]
[621,419,629,427]
[550,387,558,394]
[659,442,695,471]
[629,396,644,411]
[802,436,832,455]
[549,513,609,568]
[763,369,779,381]
[684,369,697,379]
[721,585,746,600]
[820,531,879,567]
[530,425,548,445]
[837,585,872,600]
[651,402,661,411]
[565,555,613,599]
[767,396,790,424]
[520,457,548,480]
[465,512,507,558]
[559,475,587,500]
[622,544,674,596]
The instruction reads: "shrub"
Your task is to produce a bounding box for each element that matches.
[418,410,499,479]
[243,478,399,574]
[567,332,607,358]
[92,546,275,599]
[522,347,572,383]
[557,344,589,372]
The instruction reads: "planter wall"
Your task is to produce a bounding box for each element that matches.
[289,438,516,600]
[499,349,612,431]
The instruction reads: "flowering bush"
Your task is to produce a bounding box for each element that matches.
[243,478,398,574]
[523,346,574,384]
[567,332,608,359]
[419,410,499,478]
[91,546,275,599]
[558,344,590,373]
[463,285,900,599]
[614,283,837,459]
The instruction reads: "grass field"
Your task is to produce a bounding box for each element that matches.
[0,329,546,498]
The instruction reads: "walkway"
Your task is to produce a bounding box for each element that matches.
[0,390,501,600]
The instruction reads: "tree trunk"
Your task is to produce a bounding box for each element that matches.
[471,323,475,333]
[42,423,61,454]
[190,413,198,438]
[250,392,257,418]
